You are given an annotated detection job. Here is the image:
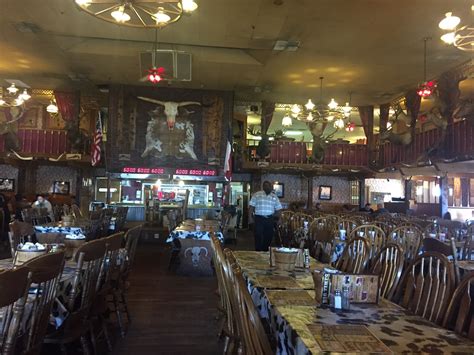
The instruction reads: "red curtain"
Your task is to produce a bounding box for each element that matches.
[54,91,79,122]
[358,105,374,139]
[260,101,275,134]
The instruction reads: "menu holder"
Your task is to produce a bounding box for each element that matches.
[313,271,379,304]
[269,247,309,268]
[307,324,392,353]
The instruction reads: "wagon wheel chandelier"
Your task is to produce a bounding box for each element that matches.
[73,0,198,28]
[0,84,31,107]
[438,8,474,51]
[281,77,353,129]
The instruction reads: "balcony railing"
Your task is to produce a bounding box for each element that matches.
[0,129,69,155]
[382,120,474,166]
[246,140,368,167]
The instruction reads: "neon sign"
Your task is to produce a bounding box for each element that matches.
[121,167,216,176]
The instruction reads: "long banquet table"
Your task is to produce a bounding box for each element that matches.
[233,251,474,354]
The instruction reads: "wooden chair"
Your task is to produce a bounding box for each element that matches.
[338,218,359,239]
[422,237,461,285]
[43,238,107,354]
[20,251,66,354]
[392,251,455,325]
[0,267,31,355]
[336,236,370,273]
[113,224,142,331]
[349,224,386,260]
[8,220,35,259]
[210,236,237,354]
[373,220,395,237]
[390,225,423,267]
[71,204,83,219]
[370,243,404,299]
[309,221,335,264]
[442,272,474,340]
[223,249,272,355]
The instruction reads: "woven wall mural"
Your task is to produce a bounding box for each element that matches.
[107,85,233,174]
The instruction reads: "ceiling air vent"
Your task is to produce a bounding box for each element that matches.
[273,40,300,52]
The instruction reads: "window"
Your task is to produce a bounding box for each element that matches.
[350,180,359,205]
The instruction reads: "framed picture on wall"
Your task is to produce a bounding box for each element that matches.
[319,185,332,200]
[0,178,15,192]
[52,181,70,195]
[273,182,284,198]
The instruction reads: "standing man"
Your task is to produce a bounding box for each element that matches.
[249,181,282,251]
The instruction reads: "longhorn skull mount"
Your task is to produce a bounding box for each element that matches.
[137,96,201,130]
[184,246,209,267]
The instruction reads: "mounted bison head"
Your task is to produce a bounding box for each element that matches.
[137,96,201,129]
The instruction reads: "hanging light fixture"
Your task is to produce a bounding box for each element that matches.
[417,37,436,98]
[74,0,198,28]
[0,83,31,107]
[281,112,293,127]
[46,100,59,114]
[295,77,353,124]
[438,9,474,51]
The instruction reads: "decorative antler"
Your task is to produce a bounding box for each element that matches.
[137,96,166,106]
[48,153,66,162]
[199,247,208,256]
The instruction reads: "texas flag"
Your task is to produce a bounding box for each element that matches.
[224,124,232,181]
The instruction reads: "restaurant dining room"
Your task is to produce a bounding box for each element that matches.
[1,0,474,354]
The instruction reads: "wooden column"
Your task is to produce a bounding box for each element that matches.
[359,179,365,208]
[440,176,449,218]
[17,162,38,195]
[460,177,469,207]
[307,177,313,208]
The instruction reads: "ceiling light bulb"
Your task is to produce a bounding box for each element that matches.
[111,6,131,23]
[47,100,58,113]
[75,0,91,6]
[20,89,31,101]
[440,32,456,44]
[438,12,461,30]
[342,102,352,117]
[305,99,315,110]
[282,114,292,127]
[328,98,338,110]
[181,0,198,12]
[178,180,185,186]
[326,115,334,122]
[7,83,18,94]
[334,118,345,129]
[14,98,24,106]
[153,7,171,24]
[290,104,301,115]
[306,112,314,121]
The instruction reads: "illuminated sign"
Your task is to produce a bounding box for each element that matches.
[121,167,217,176]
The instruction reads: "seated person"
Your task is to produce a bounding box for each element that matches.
[314,202,322,211]
[32,194,54,221]
[359,203,374,213]
[342,204,353,212]
[373,203,389,216]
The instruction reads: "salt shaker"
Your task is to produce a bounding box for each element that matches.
[303,248,310,268]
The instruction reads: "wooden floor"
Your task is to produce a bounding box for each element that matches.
[113,228,254,355]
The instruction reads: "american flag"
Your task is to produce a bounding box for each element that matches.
[91,112,103,166]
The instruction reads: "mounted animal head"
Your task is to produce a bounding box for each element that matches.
[379,126,413,146]
[137,96,201,130]
[307,121,337,163]
[184,246,208,267]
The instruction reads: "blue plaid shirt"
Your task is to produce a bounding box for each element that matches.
[249,191,282,216]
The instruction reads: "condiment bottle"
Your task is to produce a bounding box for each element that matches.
[342,286,350,310]
[334,289,342,309]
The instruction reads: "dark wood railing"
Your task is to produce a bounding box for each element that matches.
[0,129,69,155]
[246,140,368,167]
[382,120,474,166]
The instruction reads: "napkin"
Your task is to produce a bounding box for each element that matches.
[19,242,46,251]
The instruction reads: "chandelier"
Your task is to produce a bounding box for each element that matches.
[0,83,31,107]
[281,77,352,128]
[438,9,474,51]
[73,0,198,28]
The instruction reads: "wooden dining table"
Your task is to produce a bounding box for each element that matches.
[233,251,474,354]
